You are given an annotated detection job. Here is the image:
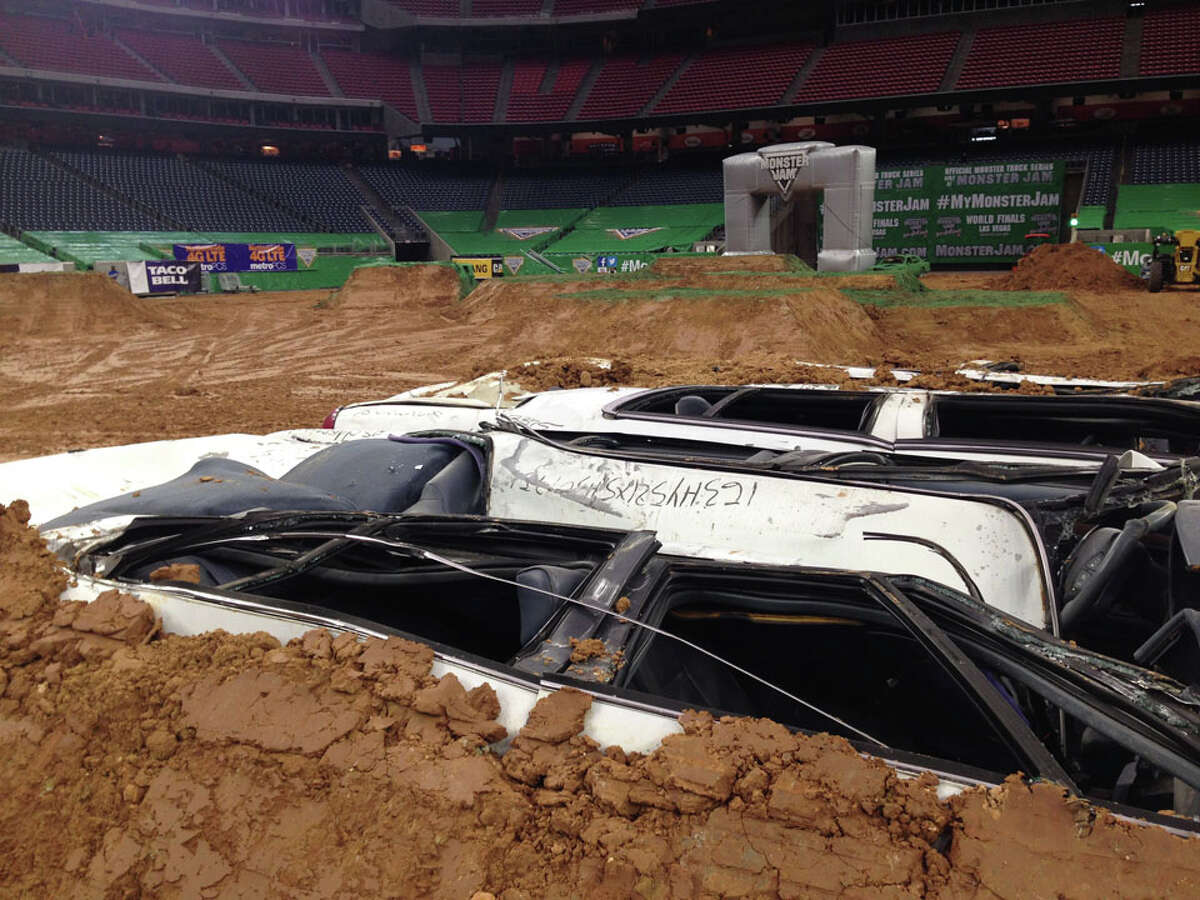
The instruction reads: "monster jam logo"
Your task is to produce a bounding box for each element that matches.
[608,228,663,240]
[498,227,558,241]
[758,147,809,199]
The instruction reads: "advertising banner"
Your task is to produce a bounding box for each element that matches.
[145,261,201,293]
[870,161,1064,265]
[124,261,201,295]
[173,243,297,273]
[872,167,933,260]
[1089,242,1154,274]
[453,257,504,280]
[594,255,650,274]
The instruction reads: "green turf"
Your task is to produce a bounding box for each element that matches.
[844,288,1068,308]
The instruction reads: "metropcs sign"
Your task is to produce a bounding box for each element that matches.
[758,147,810,199]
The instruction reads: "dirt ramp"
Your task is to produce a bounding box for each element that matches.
[999,243,1144,292]
[867,301,1100,369]
[327,264,463,319]
[465,281,882,369]
[0,272,181,338]
[652,254,798,275]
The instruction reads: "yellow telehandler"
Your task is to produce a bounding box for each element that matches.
[1147,230,1200,292]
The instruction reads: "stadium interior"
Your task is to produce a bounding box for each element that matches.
[0,0,1196,279]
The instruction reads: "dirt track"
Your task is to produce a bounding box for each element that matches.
[1,249,1197,462]
[1,500,1197,897]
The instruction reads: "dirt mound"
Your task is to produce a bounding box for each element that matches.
[0,272,181,338]
[0,500,67,618]
[652,254,799,275]
[865,301,1101,371]
[0,501,1198,896]
[328,263,464,318]
[465,281,883,371]
[501,358,635,391]
[998,243,1144,292]
[7,256,1200,462]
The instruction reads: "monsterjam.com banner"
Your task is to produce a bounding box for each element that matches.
[173,243,298,273]
[871,161,1064,264]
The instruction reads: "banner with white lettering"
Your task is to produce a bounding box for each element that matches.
[145,260,201,293]
[125,261,201,295]
[870,162,1064,264]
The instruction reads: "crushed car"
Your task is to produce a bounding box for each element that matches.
[15,416,1200,681]
[43,508,1200,824]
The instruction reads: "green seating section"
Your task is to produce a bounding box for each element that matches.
[23,231,196,267]
[417,204,721,258]
[189,233,388,252]
[540,203,723,254]
[495,209,587,229]
[0,233,57,264]
[1073,206,1107,230]
[1113,185,1200,233]
[22,231,386,268]
[419,209,589,256]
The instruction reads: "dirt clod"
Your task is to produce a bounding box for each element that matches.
[148,563,204,584]
[568,637,608,662]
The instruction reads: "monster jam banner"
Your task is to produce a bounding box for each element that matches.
[1089,242,1154,275]
[872,167,933,259]
[872,162,1063,264]
[594,254,651,274]
[173,243,298,273]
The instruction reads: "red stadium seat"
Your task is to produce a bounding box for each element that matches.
[579,54,684,120]
[654,43,813,114]
[507,60,590,122]
[0,13,163,82]
[956,18,1123,89]
[218,39,331,96]
[797,32,959,102]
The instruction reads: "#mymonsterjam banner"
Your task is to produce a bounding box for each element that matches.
[872,161,1064,264]
[173,243,298,273]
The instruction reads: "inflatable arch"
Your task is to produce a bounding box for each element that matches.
[723,142,876,272]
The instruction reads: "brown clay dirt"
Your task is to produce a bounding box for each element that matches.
[0,250,1196,463]
[997,242,1145,292]
[1,500,1198,897]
